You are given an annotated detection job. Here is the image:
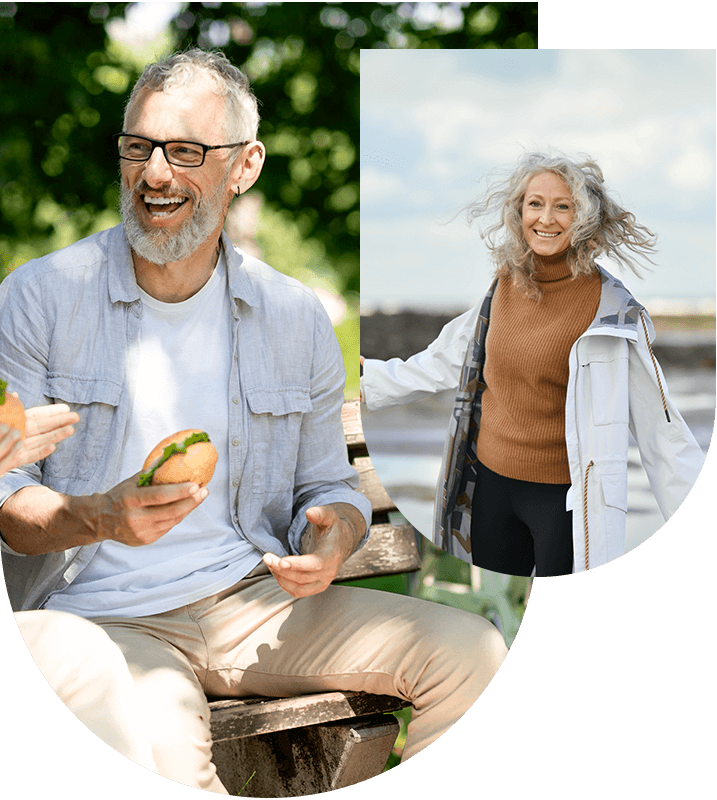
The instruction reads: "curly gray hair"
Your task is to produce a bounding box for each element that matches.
[466,151,657,298]
[123,48,260,144]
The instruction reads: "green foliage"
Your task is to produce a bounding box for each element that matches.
[0,3,135,278]
[1,2,537,290]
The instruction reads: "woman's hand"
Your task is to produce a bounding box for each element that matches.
[0,401,80,478]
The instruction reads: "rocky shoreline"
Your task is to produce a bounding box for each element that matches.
[361,310,716,369]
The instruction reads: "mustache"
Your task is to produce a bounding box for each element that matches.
[131,180,197,203]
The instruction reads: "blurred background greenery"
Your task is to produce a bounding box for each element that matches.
[0,1,537,396]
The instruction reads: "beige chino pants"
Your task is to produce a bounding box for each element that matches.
[94,571,507,794]
[17,609,158,772]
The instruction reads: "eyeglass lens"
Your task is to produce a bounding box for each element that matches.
[117,136,205,166]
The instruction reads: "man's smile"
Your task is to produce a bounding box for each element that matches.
[142,194,189,217]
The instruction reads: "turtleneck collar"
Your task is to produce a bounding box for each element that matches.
[532,247,571,282]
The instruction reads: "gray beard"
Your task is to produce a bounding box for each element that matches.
[120,181,226,265]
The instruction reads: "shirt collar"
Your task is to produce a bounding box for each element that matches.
[108,225,141,304]
[108,225,259,309]
[220,230,259,309]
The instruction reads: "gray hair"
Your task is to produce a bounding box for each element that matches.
[123,49,260,143]
[466,150,657,298]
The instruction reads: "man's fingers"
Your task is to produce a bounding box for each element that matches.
[130,474,206,507]
[262,553,288,571]
[304,505,337,530]
[262,552,337,598]
[110,486,209,547]
[263,552,323,575]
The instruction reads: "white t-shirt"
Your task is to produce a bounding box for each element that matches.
[47,254,262,617]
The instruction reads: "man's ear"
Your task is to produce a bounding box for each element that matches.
[231,141,266,196]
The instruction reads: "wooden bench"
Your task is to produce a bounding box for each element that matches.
[209,399,421,796]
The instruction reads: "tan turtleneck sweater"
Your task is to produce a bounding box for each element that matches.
[476,252,602,484]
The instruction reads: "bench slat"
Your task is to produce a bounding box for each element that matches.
[355,456,396,516]
[209,691,409,742]
[341,400,368,455]
[336,523,419,582]
[337,398,421,581]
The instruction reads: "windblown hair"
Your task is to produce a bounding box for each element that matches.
[465,151,658,298]
[124,49,260,143]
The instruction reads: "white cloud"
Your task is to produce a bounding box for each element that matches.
[359,168,406,203]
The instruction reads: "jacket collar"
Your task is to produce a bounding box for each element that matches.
[107,224,259,310]
[585,263,653,342]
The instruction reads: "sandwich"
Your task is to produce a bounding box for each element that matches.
[138,429,217,488]
[0,379,26,438]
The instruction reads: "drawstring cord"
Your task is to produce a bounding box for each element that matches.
[582,311,667,571]
[640,310,671,423]
[582,460,594,571]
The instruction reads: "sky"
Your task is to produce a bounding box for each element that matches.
[106,1,182,43]
[361,49,716,312]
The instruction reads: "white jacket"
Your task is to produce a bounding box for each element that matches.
[362,266,705,572]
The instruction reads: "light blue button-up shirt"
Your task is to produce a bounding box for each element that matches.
[0,224,370,611]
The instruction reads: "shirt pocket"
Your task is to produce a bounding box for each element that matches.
[43,373,123,482]
[246,388,313,495]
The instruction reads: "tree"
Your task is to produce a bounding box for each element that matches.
[0,2,537,291]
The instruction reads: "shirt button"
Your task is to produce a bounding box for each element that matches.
[232,395,240,404]
[232,438,240,446]
[232,478,239,487]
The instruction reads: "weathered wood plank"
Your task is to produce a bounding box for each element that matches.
[336,523,420,581]
[209,691,409,742]
[341,399,368,455]
[355,456,396,515]
[211,714,400,796]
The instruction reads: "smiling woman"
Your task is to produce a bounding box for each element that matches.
[361,150,705,577]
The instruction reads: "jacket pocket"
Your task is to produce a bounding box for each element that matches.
[43,374,122,482]
[246,388,313,494]
[599,470,628,512]
[582,357,630,426]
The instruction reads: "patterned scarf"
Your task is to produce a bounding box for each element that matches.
[433,279,497,562]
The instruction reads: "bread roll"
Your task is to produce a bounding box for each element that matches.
[138,429,217,488]
[0,379,26,438]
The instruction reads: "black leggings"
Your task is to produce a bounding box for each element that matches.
[470,459,574,577]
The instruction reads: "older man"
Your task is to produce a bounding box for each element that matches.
[0,50,507,793]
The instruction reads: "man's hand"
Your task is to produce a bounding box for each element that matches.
[0,465,209,557]
[81,473,209,548]
[0,402,79,477]
[262,503,366,598]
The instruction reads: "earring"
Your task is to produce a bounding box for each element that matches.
[235,187,242,197]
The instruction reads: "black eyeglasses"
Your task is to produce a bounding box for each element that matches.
[114,134,250,168]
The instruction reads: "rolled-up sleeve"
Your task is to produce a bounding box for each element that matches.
[287,305,371,555]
